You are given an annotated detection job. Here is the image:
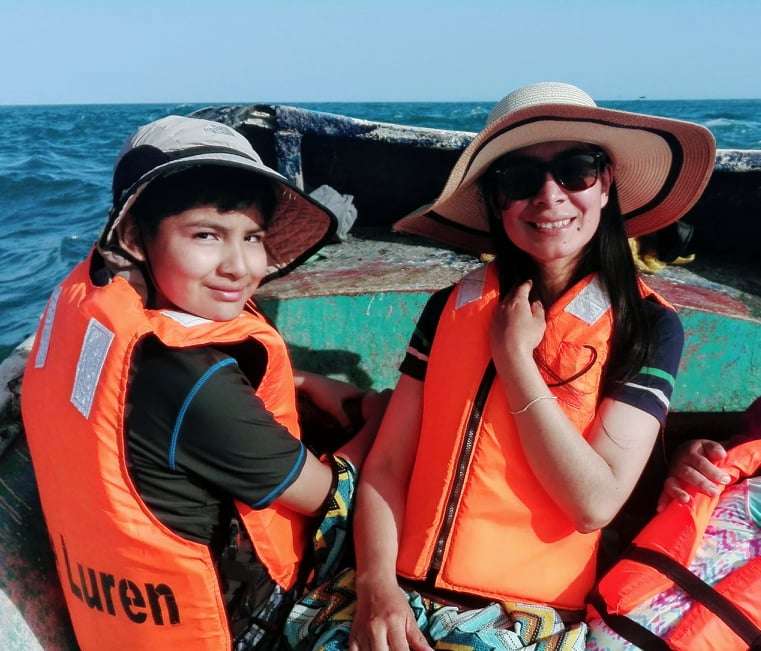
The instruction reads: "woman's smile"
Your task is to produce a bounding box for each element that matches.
[528,216,577,232]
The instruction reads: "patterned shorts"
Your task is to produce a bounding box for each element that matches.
[285,570,586,650]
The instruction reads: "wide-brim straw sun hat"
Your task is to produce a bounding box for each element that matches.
[99,115,337,282]
[394,82,716,255]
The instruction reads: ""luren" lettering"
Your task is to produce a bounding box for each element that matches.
[61,536,180,625]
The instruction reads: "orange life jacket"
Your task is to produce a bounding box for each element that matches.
[590,438,761,651]
[397,263,671,611]
[21,253,309,651]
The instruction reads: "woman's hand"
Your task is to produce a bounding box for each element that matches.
[350,575,431,651]
[489,280,546,369]
[657,439,731,511]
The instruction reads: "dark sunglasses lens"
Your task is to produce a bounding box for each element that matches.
[553,154,600,191]
[494,162,545,200]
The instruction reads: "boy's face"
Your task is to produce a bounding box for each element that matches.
[143,204,269,321]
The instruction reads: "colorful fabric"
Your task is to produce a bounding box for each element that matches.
[284,568,587,650]
[308,455,358,589]
[235,455,358,650]
[586,479,761,650]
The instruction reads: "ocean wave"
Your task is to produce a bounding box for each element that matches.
[703,117,750,128]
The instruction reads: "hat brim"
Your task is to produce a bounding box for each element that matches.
[100,153,337,282]
[395,103,715,254]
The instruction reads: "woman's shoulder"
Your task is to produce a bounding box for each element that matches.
[642,296,684,344]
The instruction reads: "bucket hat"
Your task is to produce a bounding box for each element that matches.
[394,82,716,255]
[99,115,336,281]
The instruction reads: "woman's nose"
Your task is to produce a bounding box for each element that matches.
[531,172,567,205]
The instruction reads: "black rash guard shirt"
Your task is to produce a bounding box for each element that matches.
[124,336,306,633]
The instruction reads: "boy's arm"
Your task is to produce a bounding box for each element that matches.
[276,389,388,515]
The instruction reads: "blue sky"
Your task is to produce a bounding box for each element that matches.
[2,0,760,104]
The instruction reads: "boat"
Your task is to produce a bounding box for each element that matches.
[1,104,759,648]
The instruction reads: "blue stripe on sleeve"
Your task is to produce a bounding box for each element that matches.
[250,443,306,508]
[168,357,238,471]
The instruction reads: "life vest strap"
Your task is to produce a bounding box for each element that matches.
[588,591,670,650]
[625,545,761,649]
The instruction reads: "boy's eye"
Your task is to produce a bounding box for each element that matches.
[193,231,218,240]
[246,232,265,243]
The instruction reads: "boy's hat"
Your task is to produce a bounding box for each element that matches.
[394,82,716,255]
[99,115,337,281]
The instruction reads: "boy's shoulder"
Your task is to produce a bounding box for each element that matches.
[131,336,267,397]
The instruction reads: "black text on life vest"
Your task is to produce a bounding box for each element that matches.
[61,536,180,625]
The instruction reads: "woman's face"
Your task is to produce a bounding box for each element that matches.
[494,141,611,269]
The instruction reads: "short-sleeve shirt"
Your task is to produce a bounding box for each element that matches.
[400,285,684,426]
[125,336,306,630]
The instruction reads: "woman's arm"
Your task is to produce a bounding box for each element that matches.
[350,375,432,651]
[490,281,664,532]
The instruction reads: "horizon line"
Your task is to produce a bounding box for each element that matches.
[3,96,761,108]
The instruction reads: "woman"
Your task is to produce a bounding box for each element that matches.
[285,82,715,650]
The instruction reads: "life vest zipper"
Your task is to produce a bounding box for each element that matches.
[425,361,496,585]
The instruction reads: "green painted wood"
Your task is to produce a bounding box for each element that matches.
[262,292,761,413]
[259,292,431,391]
[677,308,761,412]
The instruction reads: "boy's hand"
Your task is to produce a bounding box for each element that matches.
[657,439,731,512]
[362,389,392,423]
[294,370,363,428]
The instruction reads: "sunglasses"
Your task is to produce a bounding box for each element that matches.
[486,150,608,203]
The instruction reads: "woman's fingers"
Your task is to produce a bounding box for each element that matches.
[407,621,433,651]
[509,280,532,305]
[387,620,411,651]
[368,619,391,651]
[659,439,732,511]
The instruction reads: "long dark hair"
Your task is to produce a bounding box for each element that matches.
[479,178,653,395]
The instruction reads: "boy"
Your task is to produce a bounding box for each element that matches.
[22,116,382,650]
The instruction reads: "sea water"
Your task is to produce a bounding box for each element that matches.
[1,99,761,359]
